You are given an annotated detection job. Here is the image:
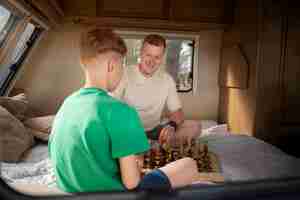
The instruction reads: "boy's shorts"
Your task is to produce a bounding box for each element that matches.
[136,169,172,191]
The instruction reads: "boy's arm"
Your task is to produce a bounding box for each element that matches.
[119,155,141,190]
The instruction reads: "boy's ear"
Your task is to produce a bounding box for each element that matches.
[107,58,114,73]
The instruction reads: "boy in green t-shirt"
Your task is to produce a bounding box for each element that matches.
[49,28,199,193]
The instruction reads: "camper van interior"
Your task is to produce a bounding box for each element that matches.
[0,0,300,199]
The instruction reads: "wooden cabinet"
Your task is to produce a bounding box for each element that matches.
[97,0,169,19]
[61,0,233,24]
[281,9,300,124]
[219,0,300,156]
[170,0,233,23]
[62,0,97,17]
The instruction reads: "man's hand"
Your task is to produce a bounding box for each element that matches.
[167,109,184,127]
[158,125,175,145]
[175,120,201,148]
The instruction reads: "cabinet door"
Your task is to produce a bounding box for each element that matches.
[97,0,169,19]
[62,0,97,17]
[282,10,300,124]
[170,0,233,23]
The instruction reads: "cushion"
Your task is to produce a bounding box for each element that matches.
[23,115,55,140]
[27,128,50,141]
[0,105,34,162]
[0,93,28,121]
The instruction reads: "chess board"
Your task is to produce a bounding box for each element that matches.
[142,140,220,173]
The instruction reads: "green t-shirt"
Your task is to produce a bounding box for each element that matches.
[48,88,150,193]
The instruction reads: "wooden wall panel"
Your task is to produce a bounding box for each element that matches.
[28,0,62,25]
[98,0,169,19]
[281,13,300,124]
[254,0,284,143]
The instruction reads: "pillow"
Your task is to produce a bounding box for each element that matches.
[23,115,55,140]
[201,124,230,137]
[0,105,34,162]
[0,93,28,121]
[200,120,218,130]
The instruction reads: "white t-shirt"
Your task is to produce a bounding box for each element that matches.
[113,65,181,130]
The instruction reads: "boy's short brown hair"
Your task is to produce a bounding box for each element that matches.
[142,34,166,49]
[80,28,127,65]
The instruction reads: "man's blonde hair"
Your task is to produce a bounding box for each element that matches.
[80,28,127,66]
[142,34,166,49]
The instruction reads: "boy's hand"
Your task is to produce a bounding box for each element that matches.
[158,126,175,145]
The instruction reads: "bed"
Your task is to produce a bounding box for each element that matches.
[1,120,300,193]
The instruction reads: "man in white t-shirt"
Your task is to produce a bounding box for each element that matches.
[113,34,200,144]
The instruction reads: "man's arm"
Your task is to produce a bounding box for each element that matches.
[158,109,185,144]
[168,108,184,127]
[119,155,141,190]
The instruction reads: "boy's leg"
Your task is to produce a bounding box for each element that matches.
[136,157,198,191]
[159,157,199,188]
[136,169,172,191]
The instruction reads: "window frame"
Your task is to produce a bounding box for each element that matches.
[0,5,18,47]
[0,1,44,96]
[117,30,199,94]
[0,26,42,95]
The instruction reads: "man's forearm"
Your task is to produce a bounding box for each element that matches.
[168,109,184,127]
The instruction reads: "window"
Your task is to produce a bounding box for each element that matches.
[122,32,197,92]
[0,2,42,95]
[0,23,41,95]
[0,4,19,47]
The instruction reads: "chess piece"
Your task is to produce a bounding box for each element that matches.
[143,151,151,169]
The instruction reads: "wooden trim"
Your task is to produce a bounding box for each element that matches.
[6,0,50,29]
[67,16,227,32]
[49,0,64,17]
[5,30,44,97]
[28,0,62,26]
[279,11,288,124]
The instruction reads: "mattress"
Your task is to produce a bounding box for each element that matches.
[2,122,300,188]
[200,134,300,181]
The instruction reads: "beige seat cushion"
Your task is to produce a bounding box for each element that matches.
[23,115,55,140]
[0,106,34,162]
